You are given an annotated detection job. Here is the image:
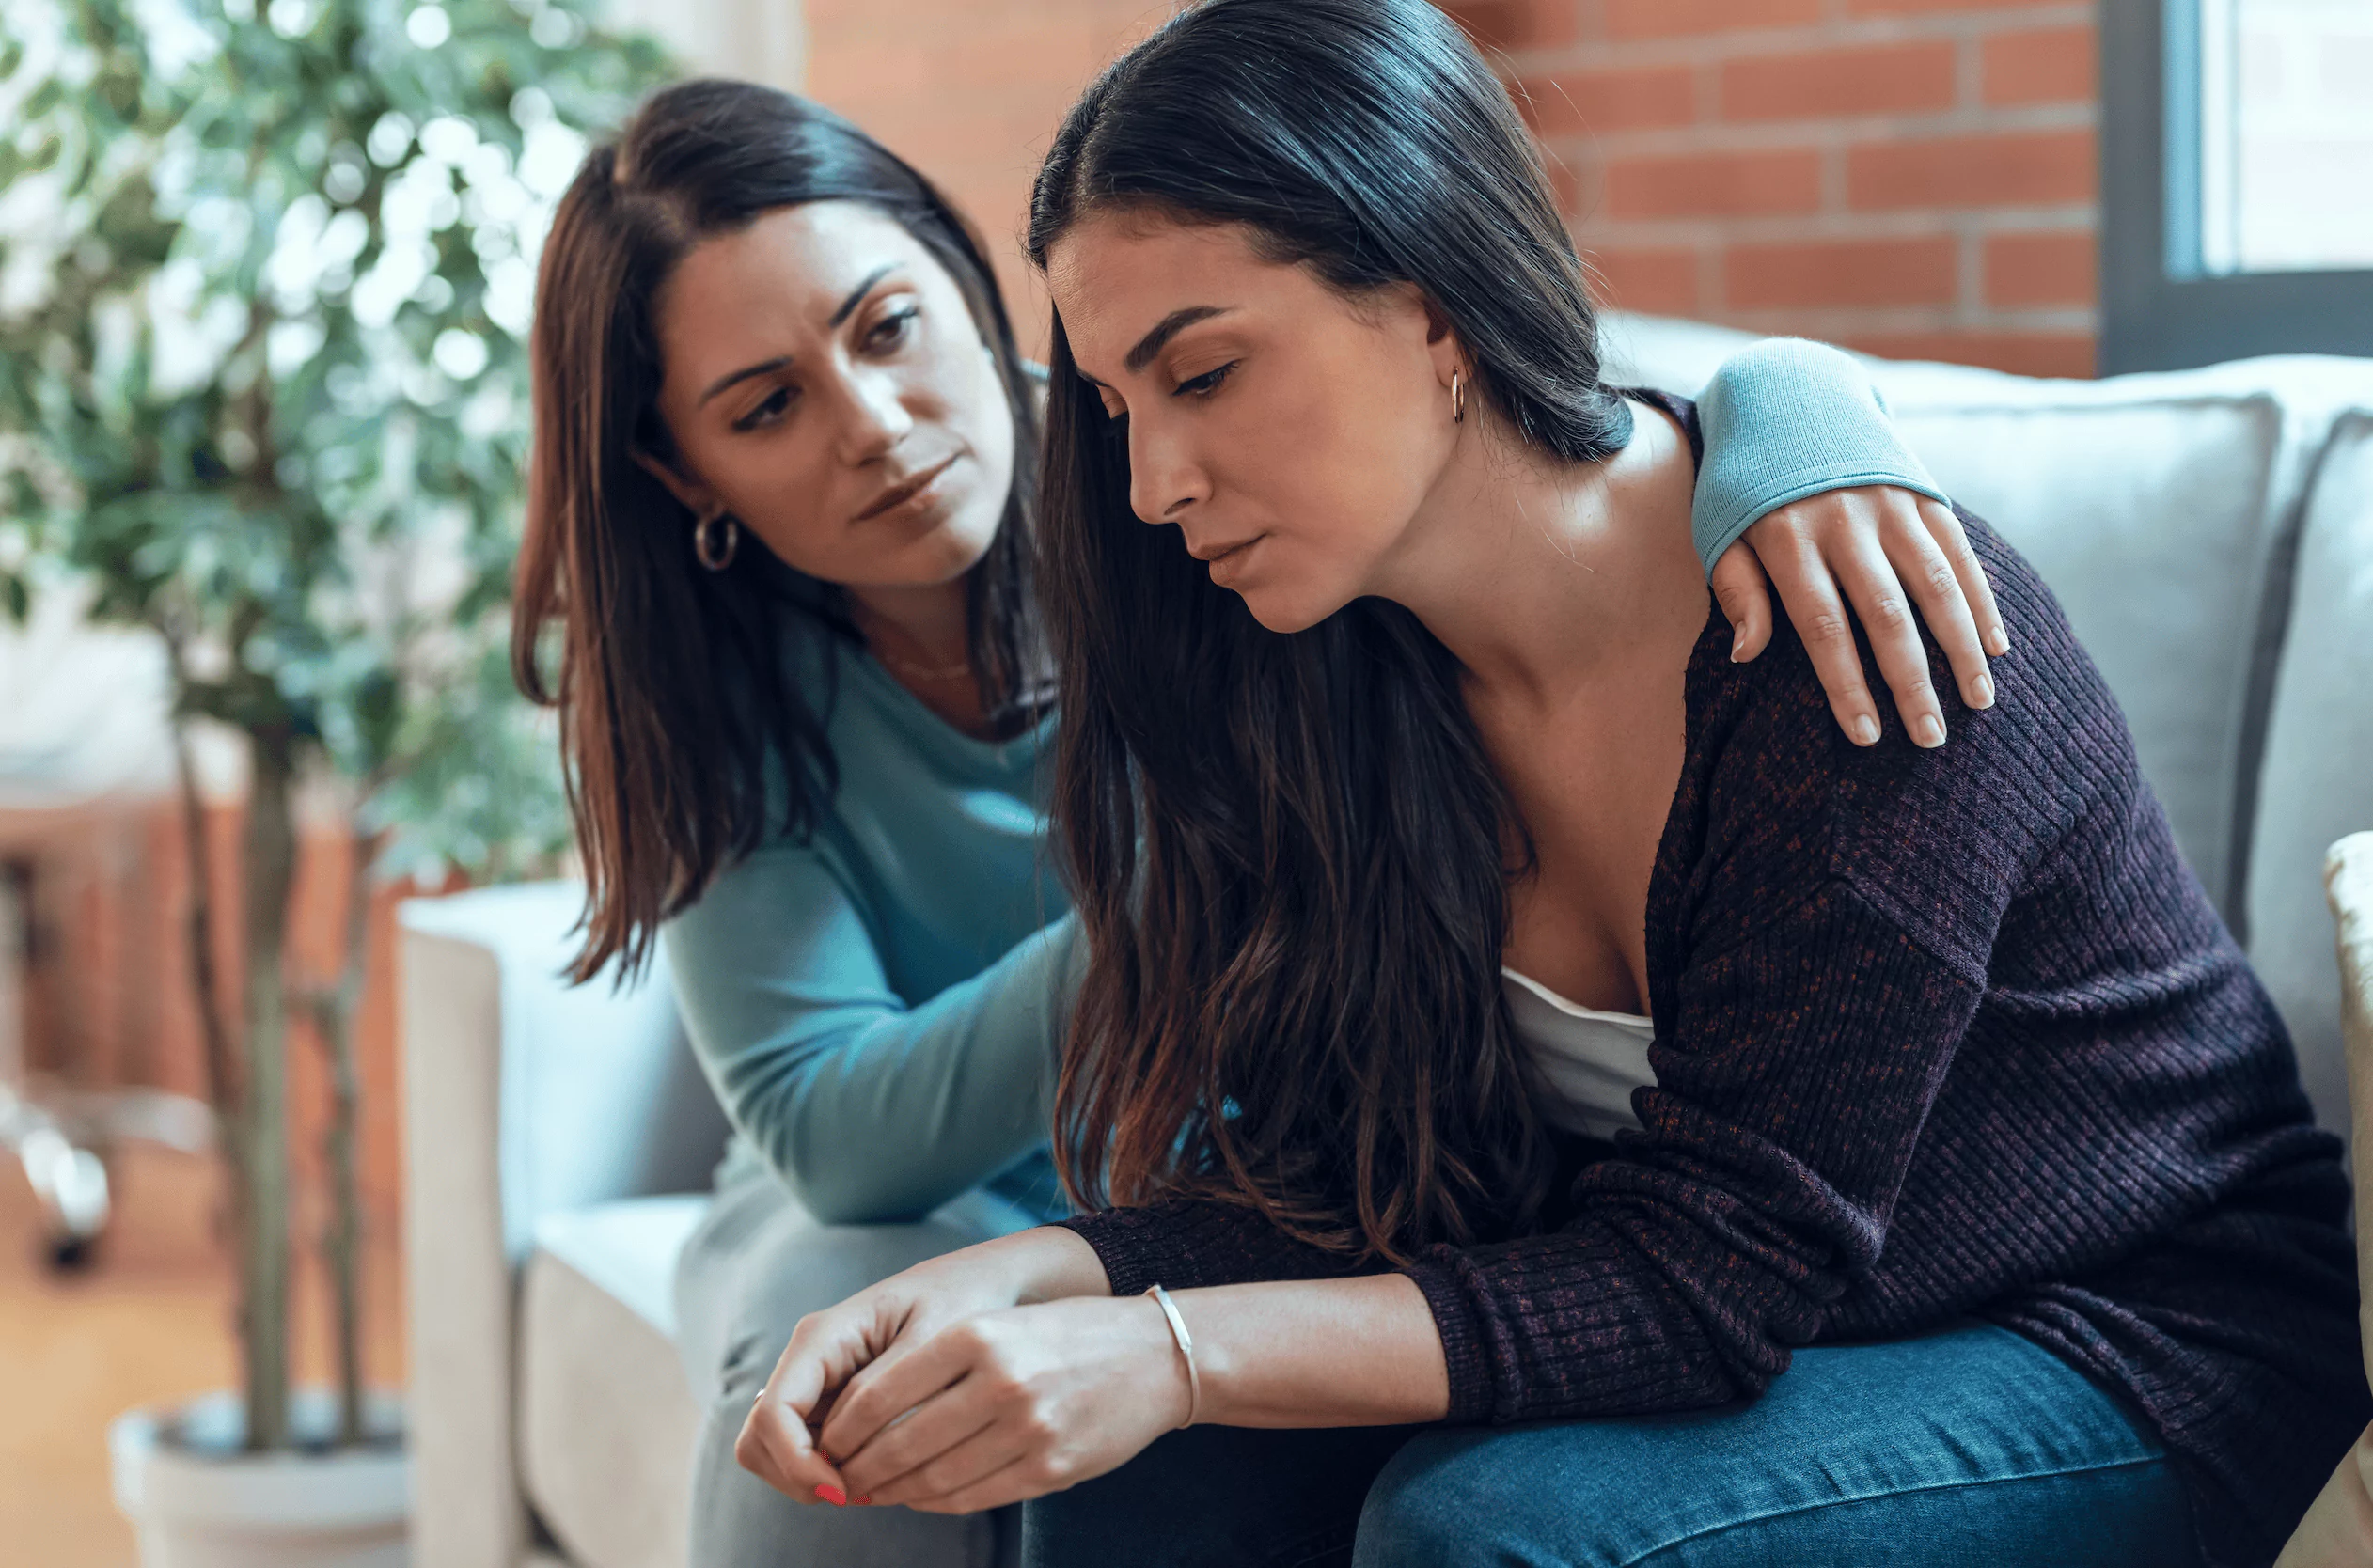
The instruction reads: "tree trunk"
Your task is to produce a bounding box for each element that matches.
[310,824,379,1447]
[169,712,254,1438]
[170,715,241,1143]
[240,726,299,1452]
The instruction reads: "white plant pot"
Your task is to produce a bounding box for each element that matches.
[110,1388,410,1568]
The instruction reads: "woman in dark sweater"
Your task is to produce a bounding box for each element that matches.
[728,3,2366,1563]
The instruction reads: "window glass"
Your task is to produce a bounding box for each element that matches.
[2196,0,2373,274]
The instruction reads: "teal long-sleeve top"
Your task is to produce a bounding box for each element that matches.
[660,337,1947,1227]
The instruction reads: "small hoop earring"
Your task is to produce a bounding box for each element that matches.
[694,512,741,572]
[1451,369,1467,425]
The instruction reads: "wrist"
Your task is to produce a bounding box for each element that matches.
[1143,1284,1202,1428]
[1004,1224,1113,1304]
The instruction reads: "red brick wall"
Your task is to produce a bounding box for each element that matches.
[803,0,2098,376]
[1452,0,2098,375]
[803,0,1177,358]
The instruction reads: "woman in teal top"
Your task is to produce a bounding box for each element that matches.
[513,78,1996,1568]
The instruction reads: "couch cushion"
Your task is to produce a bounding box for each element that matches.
[519,1197,711,1568]
[2246,412,2373,1141]
[534,1195,711,1340]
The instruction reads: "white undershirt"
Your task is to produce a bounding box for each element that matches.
[1501,967,1658,1142]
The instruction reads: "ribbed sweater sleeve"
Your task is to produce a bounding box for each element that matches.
[1692,337,1950,575]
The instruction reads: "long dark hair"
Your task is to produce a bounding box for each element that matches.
[1029,0,1636,1262]
[515,79,1045,982]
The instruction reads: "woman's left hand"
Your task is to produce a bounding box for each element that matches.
[759,1294,1190,1515]
[1712,483,2006,749]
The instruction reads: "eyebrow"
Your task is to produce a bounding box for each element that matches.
[697,264,903,406]
[1123,306,1233,374]
[830,264,897,327]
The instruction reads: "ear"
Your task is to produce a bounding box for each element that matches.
[1377,282,1464,391]
[632,446,718,522]
[1421,303,1466,392]
[1419,291,1455,346]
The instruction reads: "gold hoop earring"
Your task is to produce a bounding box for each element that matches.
[1451,369,1467,425]
[694,512,741,572]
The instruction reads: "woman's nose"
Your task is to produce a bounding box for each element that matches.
[1127,417,1209,526]
[835,367,915,465]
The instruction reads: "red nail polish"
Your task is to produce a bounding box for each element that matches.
[855,1496,874,1506]
[815,1484,846,1506]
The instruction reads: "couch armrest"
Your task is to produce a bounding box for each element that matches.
[400,882,730,1568]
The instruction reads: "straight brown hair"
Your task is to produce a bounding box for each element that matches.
[1029,0,1635,1262]
[514,79,1045,981]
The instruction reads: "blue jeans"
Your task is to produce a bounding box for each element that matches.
[1021,1320,2200,1568]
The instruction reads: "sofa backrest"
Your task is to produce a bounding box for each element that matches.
[1605,314,2373,1140]
[2248,413,2373,1138]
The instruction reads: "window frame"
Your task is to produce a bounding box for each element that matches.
[2100,0,2373,373]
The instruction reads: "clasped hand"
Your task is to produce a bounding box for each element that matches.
[736,1231,1189,1514]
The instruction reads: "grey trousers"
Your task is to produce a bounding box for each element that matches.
[673,1166,1040,1568]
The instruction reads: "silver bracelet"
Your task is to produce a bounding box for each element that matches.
[1143,1283,1202,1429]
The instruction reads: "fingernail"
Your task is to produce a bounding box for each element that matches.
[1971,673,1995,709]
[1852,715,1879,746]
[1730,627,1746,662]
[1916,714,1946,748]
[815,1485,846,1507]
[1987,626,2010,656]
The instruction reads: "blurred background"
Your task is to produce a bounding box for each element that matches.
[1,0,2366,1563]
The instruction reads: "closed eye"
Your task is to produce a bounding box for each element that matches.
[1175,362,1236,399]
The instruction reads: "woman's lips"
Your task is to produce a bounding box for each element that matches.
[855,455,959,523]
[1204,535,1262,587]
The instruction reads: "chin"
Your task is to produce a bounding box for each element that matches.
[1234,585,1344,635]
[904,506,1004,586]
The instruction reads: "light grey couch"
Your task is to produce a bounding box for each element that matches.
[401,315,2373,1568]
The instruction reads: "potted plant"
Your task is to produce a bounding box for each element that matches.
[0,0,666,1560]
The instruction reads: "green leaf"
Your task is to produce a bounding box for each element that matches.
[1,0,675,884]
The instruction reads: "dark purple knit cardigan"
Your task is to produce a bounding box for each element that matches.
[1056,396,2366,1568]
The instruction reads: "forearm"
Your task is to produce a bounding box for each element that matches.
[753,948,1064,1222]
[1180,1273,1451,1428]
[673,902,1083,1223]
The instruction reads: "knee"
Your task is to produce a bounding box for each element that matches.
[1357,1426,1659,1568]
[749,1217,979,1320]
[705,1216,985,1410]
[1353,1432,1514,1568]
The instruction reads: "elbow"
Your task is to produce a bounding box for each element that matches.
[791,1182,922,1229]
[754,1137,929,1228]
[720,1072,924,1226]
